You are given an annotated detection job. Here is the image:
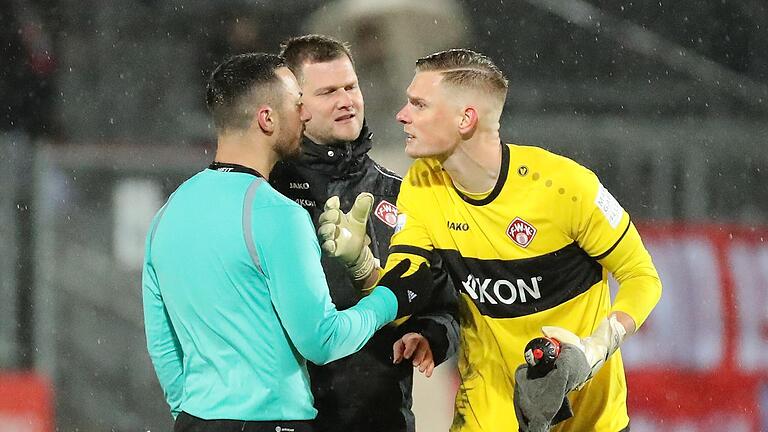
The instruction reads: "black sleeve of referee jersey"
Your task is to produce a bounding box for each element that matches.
[397,251,460,366]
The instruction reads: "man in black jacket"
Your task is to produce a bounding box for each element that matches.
[270,35,459,432]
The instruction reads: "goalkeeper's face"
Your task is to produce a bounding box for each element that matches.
[396,71,461,160]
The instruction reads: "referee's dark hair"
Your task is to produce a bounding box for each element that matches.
[279,34,353,80]
[205,53,287,131]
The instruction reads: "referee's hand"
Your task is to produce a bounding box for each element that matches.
[376,259,434,319]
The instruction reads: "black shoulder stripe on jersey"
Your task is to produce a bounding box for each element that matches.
[454,142,509,206]
[593,219,631,261]
[436,242,602,318]
[389,245,433,261]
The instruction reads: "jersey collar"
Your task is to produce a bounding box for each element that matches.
[208,161,264,178]
[453,141,509,206]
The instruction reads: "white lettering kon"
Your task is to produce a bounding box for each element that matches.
[461,274,542,304]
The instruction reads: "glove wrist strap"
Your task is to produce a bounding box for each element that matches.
[583,315,627,380]
[348,246,376,281]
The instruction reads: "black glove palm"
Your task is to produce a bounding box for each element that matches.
[377,259,434,319]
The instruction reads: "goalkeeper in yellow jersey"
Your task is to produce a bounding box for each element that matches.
[317,48,662,432]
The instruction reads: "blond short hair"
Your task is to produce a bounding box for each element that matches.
[416,49,508,101]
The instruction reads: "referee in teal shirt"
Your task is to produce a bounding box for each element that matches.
[142,53,431,432]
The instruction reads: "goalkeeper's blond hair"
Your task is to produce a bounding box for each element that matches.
[415,49,508,105]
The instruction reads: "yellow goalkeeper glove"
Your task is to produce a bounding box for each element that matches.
[317,192,377,281]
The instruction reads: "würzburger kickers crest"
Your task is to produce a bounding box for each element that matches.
[506,217,536,248]
[374,200,398,228]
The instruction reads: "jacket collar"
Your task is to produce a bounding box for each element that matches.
[298,122,374,177]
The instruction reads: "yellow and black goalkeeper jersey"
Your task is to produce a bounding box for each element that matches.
[386,143,662,432]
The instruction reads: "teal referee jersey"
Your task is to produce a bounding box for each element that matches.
[142,167,397,421]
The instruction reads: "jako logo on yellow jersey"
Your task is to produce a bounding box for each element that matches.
[461,274,542,304]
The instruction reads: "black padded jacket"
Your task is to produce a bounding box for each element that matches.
[270,125,459,432]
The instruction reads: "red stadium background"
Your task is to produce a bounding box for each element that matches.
[625,223,768,431]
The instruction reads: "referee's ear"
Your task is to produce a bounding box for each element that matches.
[256,105,275,134]
[458,106,478,137]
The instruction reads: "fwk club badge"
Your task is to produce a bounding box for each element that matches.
[506,217,537,248]
[374,200,398,228]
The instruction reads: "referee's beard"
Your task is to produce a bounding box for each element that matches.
[274,125,305,161]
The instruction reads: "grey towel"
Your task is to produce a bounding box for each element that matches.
[513,344,591,432]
